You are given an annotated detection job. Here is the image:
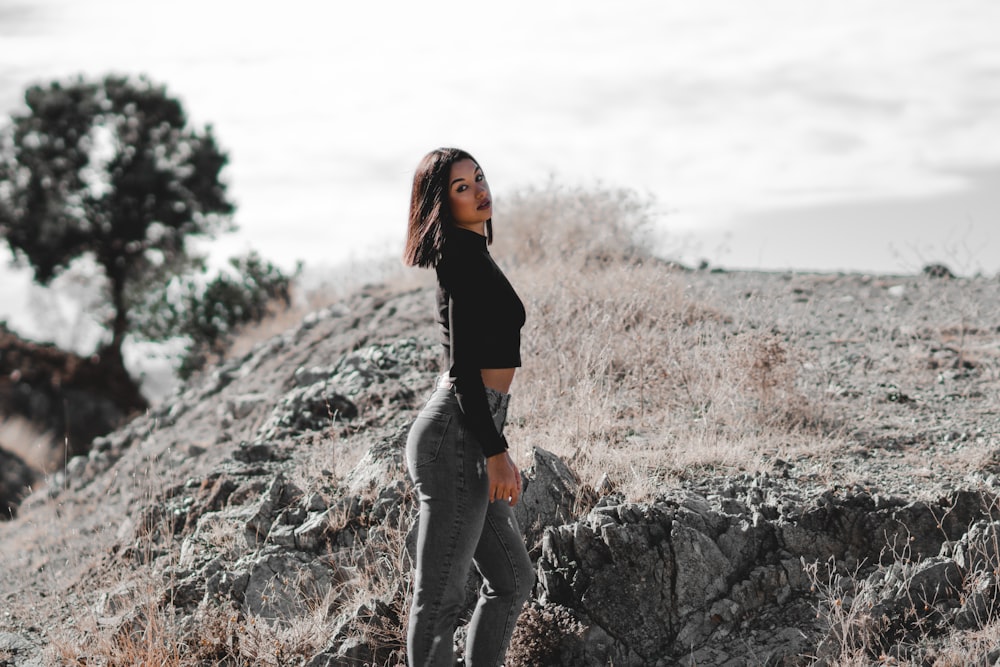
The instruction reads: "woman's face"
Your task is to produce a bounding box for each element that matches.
[447,158,492,231]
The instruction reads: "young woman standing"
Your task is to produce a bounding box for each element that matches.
[402,148,533,666]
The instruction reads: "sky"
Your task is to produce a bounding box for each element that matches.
[1,0,999,349]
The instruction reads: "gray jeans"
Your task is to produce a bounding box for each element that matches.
[405,386,533,667]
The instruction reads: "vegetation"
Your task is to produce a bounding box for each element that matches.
[132,251,297,378]
[0,74,224,368]
[495,184,828,498]
[0,73,294,380]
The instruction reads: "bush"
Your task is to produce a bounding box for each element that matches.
[507,602,587,666]
[133,251,296,377]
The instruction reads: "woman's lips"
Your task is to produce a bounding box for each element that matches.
[478,199,491,210]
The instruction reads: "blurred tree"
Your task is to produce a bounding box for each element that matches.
[0,74,234,371]
[133,251,296,379]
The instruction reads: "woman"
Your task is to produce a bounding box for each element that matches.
[402,147,533,666]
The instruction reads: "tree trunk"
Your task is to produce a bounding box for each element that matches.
[106,268,128,373]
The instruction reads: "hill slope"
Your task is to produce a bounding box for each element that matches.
[2,182,1000,665]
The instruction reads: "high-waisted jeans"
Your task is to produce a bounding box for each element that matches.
[405,384,534,667]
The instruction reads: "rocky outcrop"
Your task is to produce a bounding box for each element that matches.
[76,426,1000,666]
[530,480,994,665]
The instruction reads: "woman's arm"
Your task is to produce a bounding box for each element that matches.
[449,304,509,457]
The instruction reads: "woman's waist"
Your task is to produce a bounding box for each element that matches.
[431,374,511,435]
[437,369,515,395]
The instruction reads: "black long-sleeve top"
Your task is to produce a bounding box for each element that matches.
[435,227,526,457]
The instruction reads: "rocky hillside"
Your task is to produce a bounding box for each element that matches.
[1,264,1000,666]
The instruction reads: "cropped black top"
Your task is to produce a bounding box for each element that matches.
[436,227,526,457]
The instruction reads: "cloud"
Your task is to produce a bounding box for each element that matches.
[1,0,998,266]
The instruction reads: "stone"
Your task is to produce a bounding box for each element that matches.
[241,548,339,624]
[515,446,584,552]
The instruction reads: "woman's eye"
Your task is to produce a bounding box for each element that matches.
[456,185,467,193]
[475,174,484,182]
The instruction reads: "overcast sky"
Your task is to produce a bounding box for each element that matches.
[1,0,999,346]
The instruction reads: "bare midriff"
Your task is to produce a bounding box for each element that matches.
[481,368,516,394]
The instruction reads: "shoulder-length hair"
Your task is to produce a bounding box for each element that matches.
[403,147,493,268]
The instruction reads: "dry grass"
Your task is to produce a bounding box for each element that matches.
[805,497,1000,666]
[493,185,833,498]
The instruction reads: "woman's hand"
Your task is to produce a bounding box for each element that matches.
[486,452,522,506]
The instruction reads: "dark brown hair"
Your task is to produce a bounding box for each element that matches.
[403,147,492,267]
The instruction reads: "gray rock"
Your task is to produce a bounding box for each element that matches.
[241,548,339,624]
[515,446,585,552]
[343,426,407,496]
[257,382,358,440]
[244,474,302,545]
[222,392,271,421]
[538,502,676,662]
[0,632,33,653]
[0,631,45,667]
[293,365,338,387]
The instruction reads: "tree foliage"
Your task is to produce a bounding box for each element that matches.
[133,251,296,378]
[0,74,234,367]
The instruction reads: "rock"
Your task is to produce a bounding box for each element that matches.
[293,365,338,387]
[221,392,270,422]
[244,474,302,545]
[308,594,405,667]
[0,631,45,667]
[241,548,340,623]
[0,632,32,653]
[535,484,998,664]
[515,447,586,552]
[343,426,408,496]
[257,381,358,440]
[538,502,677,662]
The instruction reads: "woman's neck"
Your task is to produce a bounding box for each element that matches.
[454,221,486,237]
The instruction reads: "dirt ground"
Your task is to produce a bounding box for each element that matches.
[683,270,1000,499]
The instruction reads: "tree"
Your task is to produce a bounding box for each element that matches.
[0,74,234,369]
[133,251,296,379]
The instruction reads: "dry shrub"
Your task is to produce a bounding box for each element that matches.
[49,527,343,666]
[492,185,824,497]
[53,597,336,666]
[49,586,187,666]
[492,182,655,270]
[506,602,587,666]
[289,424,370,499]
